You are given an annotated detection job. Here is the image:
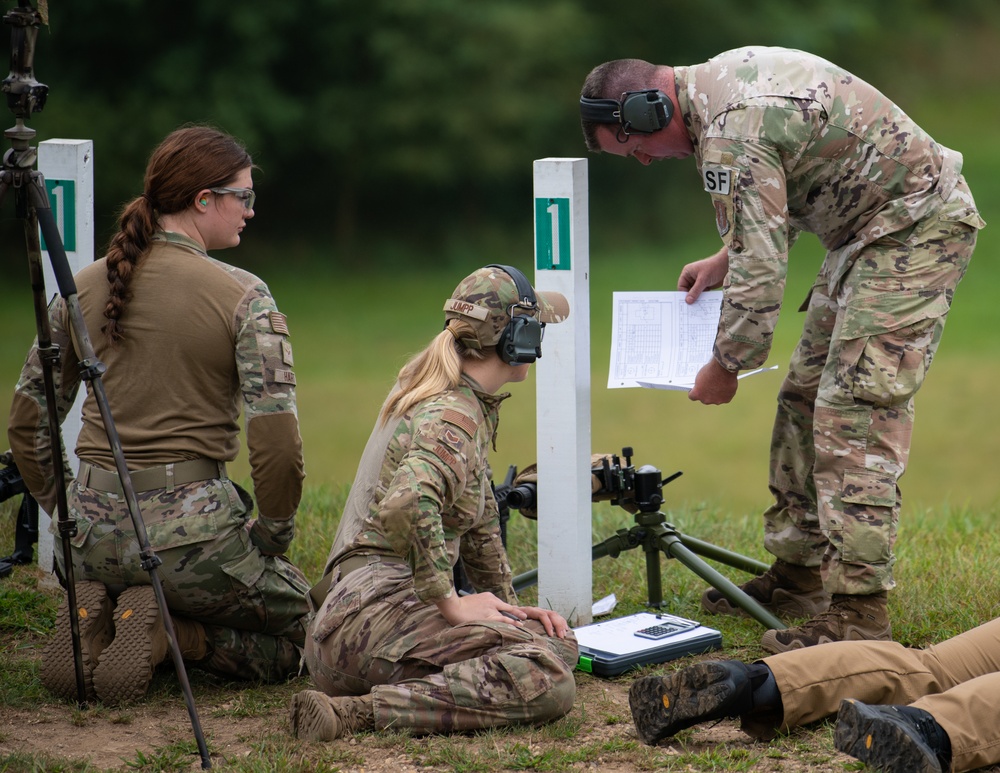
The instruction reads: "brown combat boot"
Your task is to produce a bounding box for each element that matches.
[834,699,951,773]
[701,559,830,620]
[40,580,115,702]
[289,690,375,741]
[93,585,170,704]
[629,661,757,745]
[173,616,209,662]
[760,592,892,654]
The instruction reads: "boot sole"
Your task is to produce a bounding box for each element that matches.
[289,690,340,741]
[834,699,943,773]
[93,585,164,705]
[628,662,742,745]
[40,581,113,702]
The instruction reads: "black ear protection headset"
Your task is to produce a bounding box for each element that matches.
[580,89,674,142]
[486,264,544,365]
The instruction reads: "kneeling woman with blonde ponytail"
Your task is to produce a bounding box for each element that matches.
[292,264,578,740]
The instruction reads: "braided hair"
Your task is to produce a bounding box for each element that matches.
[102,125,252,345]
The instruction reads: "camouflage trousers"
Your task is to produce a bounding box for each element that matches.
[305,557,578,733]
[764,616,1000,772]
[765,178,981,595]
[55,474,311,681]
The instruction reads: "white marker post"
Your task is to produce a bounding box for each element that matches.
[533,158,592,626]
[36,139,95,573]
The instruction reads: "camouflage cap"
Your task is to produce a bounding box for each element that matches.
[443,266,570,349]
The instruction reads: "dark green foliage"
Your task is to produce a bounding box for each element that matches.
[0,0,996,271]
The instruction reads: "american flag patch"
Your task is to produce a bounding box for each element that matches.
[442,409,477,437]
[269,312,290,335]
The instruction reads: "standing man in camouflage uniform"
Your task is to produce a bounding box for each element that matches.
[291,265,578,741]
[8,126,311,704]
[579,47,985,652]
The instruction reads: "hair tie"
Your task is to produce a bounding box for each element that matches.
[445,323,481,350]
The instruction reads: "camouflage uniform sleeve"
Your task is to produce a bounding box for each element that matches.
[702,111,802,370]
[378,405,474,603]
[458,483,517,604]
[6,297,80,515]
[238,284,304,555]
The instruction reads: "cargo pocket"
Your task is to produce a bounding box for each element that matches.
[495,646,554,704]
[311,577,360,644]
[442,632,555,720]
[312,561,412,645]
[837,467,895,564]
[835,291,949,407]
[212,547,266,626]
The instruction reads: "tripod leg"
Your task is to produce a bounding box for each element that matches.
[655,530,785,630]
[512,526,644,594]
[643,542,664,608]
[674,532,770,575]
[20,196,90,706]
[512,568,537,594]
[28,183,212,768]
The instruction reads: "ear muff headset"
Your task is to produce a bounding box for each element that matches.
[580,89,674,138]
[487,264,544,365]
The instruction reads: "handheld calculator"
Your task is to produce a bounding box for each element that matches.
[633,615,699,640]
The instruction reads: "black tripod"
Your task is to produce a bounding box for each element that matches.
[0,3,210,767]
[509,448,786,631]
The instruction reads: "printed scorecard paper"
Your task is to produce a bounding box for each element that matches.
[607,290,777,390]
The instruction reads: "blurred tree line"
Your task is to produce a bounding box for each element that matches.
[1,0,997,275]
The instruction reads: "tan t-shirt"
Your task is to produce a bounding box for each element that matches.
[7,233,304,523]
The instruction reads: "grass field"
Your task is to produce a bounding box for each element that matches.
[2,485,998,771]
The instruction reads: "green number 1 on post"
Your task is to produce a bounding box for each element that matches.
[535,197,570,271]
[40,178,77,252]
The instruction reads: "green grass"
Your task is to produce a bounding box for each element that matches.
[3,488,999,771]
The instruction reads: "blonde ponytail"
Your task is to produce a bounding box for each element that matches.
[379,321,487,424]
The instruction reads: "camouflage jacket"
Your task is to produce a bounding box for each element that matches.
[7,233,304,552]
[323,376,515,604]
[675,46,980,370]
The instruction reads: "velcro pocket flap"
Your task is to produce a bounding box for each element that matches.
[841,468,896,508]
[840,291,949,340]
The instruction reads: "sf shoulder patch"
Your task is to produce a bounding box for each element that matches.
[702,165,732,196]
